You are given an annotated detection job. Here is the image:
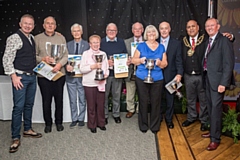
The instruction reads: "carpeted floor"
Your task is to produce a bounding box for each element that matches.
[0,113,158,160]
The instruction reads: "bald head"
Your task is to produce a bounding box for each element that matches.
[43,16,57,35]
[159,21,171,38]
[132,22,144,38]
[186,20,199,38]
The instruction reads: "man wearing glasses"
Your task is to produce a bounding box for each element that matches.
[100,23,127,124]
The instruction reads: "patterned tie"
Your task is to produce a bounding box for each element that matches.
[75,43,79,55]
[203,38,213,70]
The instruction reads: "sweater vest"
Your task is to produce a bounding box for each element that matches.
[14,30,36,73]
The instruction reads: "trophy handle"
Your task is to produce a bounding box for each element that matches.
[45,42,51,56]
[61,44,66,53]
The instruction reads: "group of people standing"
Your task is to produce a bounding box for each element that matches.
[2,13,234,153]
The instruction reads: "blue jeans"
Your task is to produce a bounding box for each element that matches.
[11,74,36,139]
[66,76,86,122]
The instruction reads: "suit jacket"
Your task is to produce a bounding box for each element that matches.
[204,32,234,91]
[162,38,183,83]
[124,37,135,81]
[67,39,89,55]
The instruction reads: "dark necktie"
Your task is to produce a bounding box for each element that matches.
[136,38,139,42]
[203,38,213,70]
[75,43,79,55]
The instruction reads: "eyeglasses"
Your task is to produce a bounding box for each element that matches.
[107,30,117,33]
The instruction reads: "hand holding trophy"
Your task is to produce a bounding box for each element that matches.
[144,59,155,83]
[93,54,106,80]
[46,42,66,65]
[67,58,76,76]
[171,81,183,99]
[109,55,114,70]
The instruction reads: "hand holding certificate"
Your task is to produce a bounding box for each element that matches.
[33,61,63,81]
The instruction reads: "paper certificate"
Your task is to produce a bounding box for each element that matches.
[113,53,128,74]
[68,55,82,75]
[33,61,63,81]
[165,78,183,94]
[131,42,140,57]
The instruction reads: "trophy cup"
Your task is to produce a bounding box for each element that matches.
[93,54,105,81]
[109,55,114,70]
[171,81,183,99]
[128,56,136,81]
[130,64,136,81]
[46,42,66,65]
[144,59,155,83]
[67,59,76,76]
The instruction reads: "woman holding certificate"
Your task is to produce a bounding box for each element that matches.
[80,35,109,133]
[132,25,167,134]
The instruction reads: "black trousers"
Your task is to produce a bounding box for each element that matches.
[38,76,65,126]
[135,77,163,132]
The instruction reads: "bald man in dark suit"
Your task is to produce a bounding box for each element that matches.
[159,21,183,129]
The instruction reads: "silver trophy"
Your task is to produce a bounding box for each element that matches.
[109,55,114,70]
[46,42,66,65]
[67,59,76,76]
[171,82,183,99]
[144,59,155,83]
[93,54,105,81]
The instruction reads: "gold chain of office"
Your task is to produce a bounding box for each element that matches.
[183,34,204,56]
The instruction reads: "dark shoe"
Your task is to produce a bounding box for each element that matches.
[167,122,174,129]
[201,132,210,138]
[9,139,20,153]
[207,142,219,151]
[200,123,207,131]
[78,121,85,127]
[69,121,78,128]
[23,129,42,138]
[126,112,134,118]
[152,130,159,134]
[56,124,64,132]
[90,128,97,133]
[105,118,108,125]
[97,126,106,131]
[182,120,194,127]
[44,126,52,133]
[113,117,121,123]
[141,130,147,133]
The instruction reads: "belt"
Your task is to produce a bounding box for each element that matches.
[15,69,35,76]
[191,71,200,75]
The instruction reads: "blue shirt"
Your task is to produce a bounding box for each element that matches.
[136,42,165,81]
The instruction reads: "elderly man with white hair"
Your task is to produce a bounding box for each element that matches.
[66,23,90,128]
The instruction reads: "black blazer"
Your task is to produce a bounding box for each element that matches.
[162,38,183,83]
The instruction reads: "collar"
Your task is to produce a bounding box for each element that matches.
[106,36,117,42]
[210,32,218,42]
[189,33,199,41]
[134,36,143,42]
[161,36,170,42]
[44,31,55,37]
